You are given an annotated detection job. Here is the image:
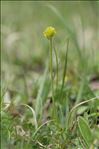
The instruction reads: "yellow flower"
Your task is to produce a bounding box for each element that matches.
[43,26,56,39]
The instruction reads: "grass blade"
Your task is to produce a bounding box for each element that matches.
[35,64,50,118]
[60,39,69,101]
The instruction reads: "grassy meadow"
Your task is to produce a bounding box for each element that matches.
[1,1,99,149]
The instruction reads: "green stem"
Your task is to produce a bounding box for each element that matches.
[49,38,55,116]
[50,38,53,93]
[54,47,59,88]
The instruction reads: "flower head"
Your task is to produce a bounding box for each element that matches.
[43,26,56,39]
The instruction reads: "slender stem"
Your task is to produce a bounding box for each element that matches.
[54,47,59,87]
[49,38,55,116]
[50,38,53,93]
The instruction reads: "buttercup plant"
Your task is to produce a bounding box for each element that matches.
[43,26,56,117]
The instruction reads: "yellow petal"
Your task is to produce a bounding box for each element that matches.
[43,26,56,39]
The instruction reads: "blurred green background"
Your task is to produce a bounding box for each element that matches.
[1,1,99,103]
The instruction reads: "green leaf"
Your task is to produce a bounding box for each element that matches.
[35,64,51,118]
[78,116,93,148]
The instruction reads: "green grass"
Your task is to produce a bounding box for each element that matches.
[1,1,99,149]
